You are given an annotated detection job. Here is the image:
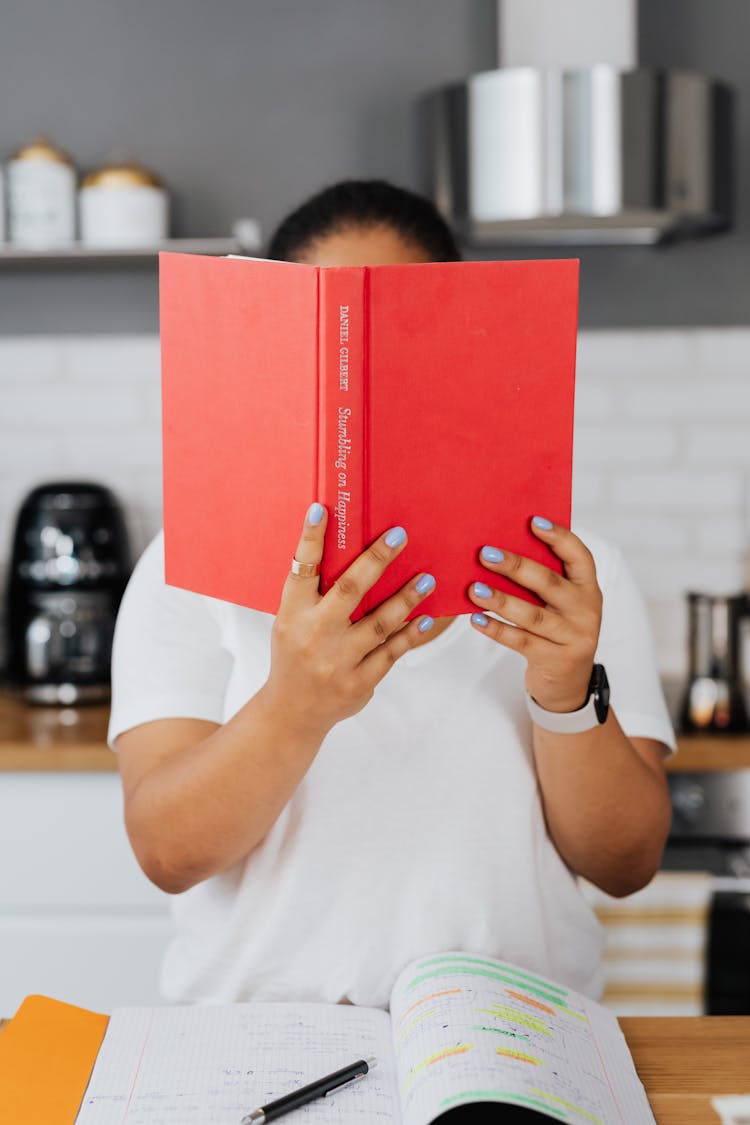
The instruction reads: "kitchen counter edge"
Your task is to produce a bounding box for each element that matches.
[1,692,750,772]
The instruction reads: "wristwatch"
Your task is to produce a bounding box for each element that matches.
[525,664,610,734]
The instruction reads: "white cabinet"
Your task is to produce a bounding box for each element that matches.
[0,773,172,1014]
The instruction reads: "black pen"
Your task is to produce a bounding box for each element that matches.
[241,1057,378,1123]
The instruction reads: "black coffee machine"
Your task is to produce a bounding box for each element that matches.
[5,482,131,704]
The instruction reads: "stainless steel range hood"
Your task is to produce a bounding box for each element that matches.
[422,3,734,246]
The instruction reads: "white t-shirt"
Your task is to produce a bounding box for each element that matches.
[108,528,675,1008]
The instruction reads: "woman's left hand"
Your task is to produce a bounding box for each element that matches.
[468,517,603,714]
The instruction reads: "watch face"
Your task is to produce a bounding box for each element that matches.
[591,663,610,724]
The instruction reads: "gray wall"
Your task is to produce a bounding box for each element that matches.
[0,0,746,333]
[617,0,748,326]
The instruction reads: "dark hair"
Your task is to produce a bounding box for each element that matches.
[267,179,461,263]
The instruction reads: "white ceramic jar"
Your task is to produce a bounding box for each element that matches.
[79,161,169,247]
[7,136,77,248]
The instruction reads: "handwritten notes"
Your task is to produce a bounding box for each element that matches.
[390,952,656,1125]
[75,1002,396,1125]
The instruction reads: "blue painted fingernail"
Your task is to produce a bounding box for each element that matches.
[481,546,504,564]
[385,526,407,548]
[472,612,489,627]
[533,516,553,530]
[473,582,492,598]
[418,615,434,633]
[416,573,436,595]
[307,502,324,526]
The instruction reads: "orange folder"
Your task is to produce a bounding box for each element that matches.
[0,995,108,1124]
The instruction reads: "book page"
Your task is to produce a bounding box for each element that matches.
[75,1001,399,1125]
[389,952,656,1125]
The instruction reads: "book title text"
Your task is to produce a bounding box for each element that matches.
[334,406,351,550]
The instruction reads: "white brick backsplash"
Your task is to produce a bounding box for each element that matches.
[571,470,607,514]
[0,339,62,380]
[576,330,695,380]
[0,430,65,468]
[115,470,163,512]
[628,553,746,600]
[685,426,750,465]
[576,514,691,555]
[693,516,749,556]
[1,327,750,678]
[574,423,678,466]
[2,386,144,426]
[58,429,163,472]
[573,382,617,421]
[612,471,743,513]
[646,600,687,678]
[60,336,161,382]
[622,378,750,421]
[694,328,750,379]
[143,384,163,422]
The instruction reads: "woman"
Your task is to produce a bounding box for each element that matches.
[109,179,675,1007]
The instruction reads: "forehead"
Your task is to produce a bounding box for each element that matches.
[295,223,433,267]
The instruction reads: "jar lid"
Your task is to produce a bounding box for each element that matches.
[10,135,75,166]
[81,160,164,189]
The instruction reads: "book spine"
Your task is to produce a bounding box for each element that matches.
[318,267,368,613]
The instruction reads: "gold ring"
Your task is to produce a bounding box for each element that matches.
[291,557,321,577]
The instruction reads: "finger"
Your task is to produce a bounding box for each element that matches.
[278,502,327,610]
[469,611,544,659]
[361,614,435,681]
[351,572,436,658]
[479,543,575,612]
[320,525,409,619]
[468,581,570,645]
[529,516,598,586]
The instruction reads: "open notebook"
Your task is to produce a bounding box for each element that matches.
[0,951,656,1124]
[70,951,654,1124]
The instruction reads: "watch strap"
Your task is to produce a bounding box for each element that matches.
[525,691,602,734]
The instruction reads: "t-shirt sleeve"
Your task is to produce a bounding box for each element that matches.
[584,529,677,754]
[107,531,232,748]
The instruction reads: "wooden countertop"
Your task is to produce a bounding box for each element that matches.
[0,1015,747,1124]
[619,1017,750,1124]
[0,690,114,770]
[669,734,750,772]
[1,689,750,773]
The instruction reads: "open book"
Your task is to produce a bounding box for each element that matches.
[159,252,578,619]
[74,951,655,1124]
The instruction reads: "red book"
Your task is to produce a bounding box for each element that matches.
[159,253,578,619]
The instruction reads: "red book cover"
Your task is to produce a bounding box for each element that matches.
[160,253,578,618]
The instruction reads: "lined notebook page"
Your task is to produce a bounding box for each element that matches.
[75,1002,398,1125]
[389,953,656,1125]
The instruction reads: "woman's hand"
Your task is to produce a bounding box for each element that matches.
[467,516,602,713]
[468,516,671,896]
[263,502,436,737]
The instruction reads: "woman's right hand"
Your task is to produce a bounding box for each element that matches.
[262,502,436,738]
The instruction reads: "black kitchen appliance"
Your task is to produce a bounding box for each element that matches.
[4,482,131,704]
[667,771,750,1014]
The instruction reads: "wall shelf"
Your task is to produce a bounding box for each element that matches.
[0,237,244,270]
